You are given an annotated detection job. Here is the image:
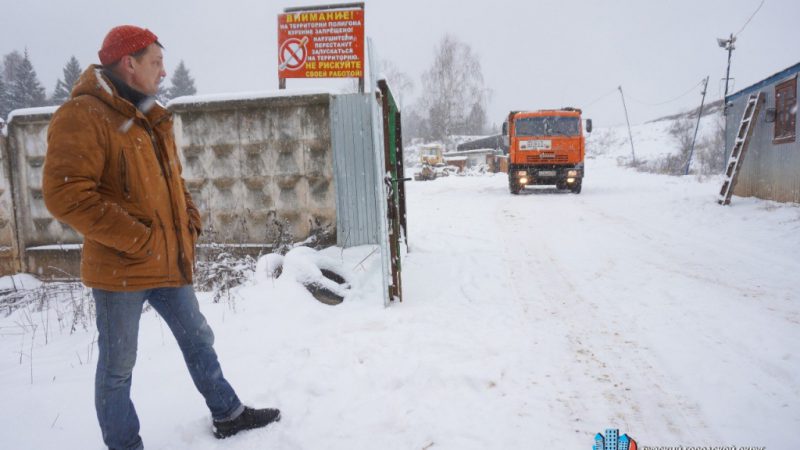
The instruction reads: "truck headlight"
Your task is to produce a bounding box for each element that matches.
[567,177,576,183]
[517,170,527,176]
[567,170,578,177]
[520,177,528,184]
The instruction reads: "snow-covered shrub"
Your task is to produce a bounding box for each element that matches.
[302,217,336,250]
[264,213,295,256]
[194,246,257,304]
[695,115,726,175]
[0,280,93,334]
[642,117,694,175]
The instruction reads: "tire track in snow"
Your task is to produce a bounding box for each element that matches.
[575,196,800,403]
[493,195,713,443]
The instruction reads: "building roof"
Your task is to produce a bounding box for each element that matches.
[726,61,800,103]
[456,134,505,152]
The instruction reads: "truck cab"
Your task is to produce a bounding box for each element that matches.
[419,144,445,166]
[504,108,591,194]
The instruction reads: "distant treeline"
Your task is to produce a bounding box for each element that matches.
[0,49,198,121]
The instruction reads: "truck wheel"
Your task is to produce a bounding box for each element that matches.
[570,182,582,194]
[508,175,520,194]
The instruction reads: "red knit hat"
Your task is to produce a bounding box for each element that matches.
[98,25,158,66]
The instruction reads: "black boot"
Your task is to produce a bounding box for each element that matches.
[213,406,281,439]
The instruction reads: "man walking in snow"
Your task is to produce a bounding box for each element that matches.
[42,25,280,449]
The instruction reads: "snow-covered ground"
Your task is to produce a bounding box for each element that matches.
[587,112,724,165]
[1,148,798,449]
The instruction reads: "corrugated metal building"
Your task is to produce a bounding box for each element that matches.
[725,62,799,203]
[456,134,507,154]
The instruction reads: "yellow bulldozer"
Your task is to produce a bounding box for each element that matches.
[414,144,445,181]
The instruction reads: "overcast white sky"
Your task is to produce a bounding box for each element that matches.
[2,0,799,127]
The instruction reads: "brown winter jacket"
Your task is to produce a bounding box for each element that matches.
[43,65,201,291]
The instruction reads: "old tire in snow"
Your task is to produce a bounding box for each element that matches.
[303,268,348,305]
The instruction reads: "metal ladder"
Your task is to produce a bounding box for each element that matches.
[718,92,764,205]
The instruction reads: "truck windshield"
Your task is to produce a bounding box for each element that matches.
[515,117,580,137]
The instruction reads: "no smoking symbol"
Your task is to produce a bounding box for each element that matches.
[279,37,309,71]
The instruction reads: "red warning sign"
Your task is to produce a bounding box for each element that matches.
[277,8,365,79]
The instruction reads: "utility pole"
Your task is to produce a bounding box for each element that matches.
[717,33,736,170]
[685,76,709,175]
[718,34,736,114]
[618,86,636,165]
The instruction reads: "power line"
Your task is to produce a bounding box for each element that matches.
[584,87,620,107]
[735,0,766,37]
[624,79,706,106]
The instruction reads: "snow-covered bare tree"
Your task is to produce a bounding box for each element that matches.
[419,35,489,140]
[9,50,46,111]
[401,107,428,145]
[165,60,197,101]
[379,60,414,111]
[52,56,82,104]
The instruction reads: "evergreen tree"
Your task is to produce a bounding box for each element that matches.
[156,80,169,105]
[2,51,23,117]
[2,51,24,85]
[166,60,197,100]
[10,50,46,110]
[0,75,11,120]
[52,56,82,104]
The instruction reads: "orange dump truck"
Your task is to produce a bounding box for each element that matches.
[503,108,591,194]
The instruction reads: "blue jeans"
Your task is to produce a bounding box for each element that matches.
[93,286,243,450]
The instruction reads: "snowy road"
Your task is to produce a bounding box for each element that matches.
[401,156,799,448]
[1,156,798,449]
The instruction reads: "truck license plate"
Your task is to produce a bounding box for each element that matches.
[538,170,557,177]
[520,139,552,150]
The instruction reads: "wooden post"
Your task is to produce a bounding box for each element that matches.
[618,85,637,165]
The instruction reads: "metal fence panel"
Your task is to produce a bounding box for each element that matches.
[331,94,384,247]
[367,37,392,307]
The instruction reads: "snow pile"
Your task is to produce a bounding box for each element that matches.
[253,246,355,305]
[0,273,43,292]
